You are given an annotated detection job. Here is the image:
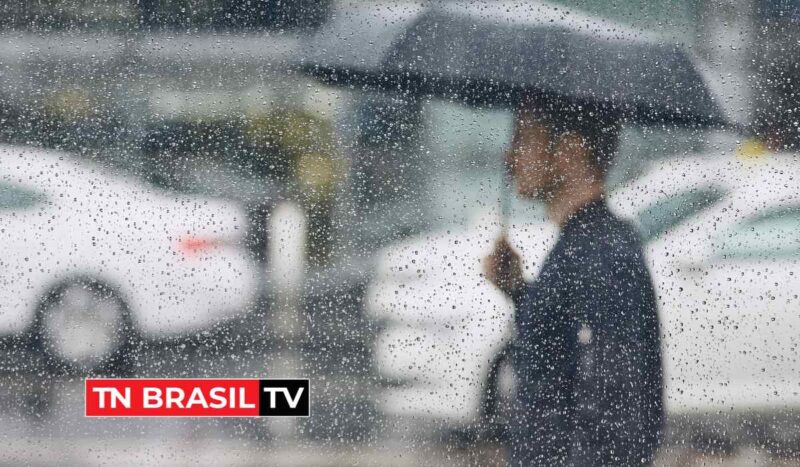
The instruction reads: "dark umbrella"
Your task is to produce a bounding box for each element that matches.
[298,1,727,127]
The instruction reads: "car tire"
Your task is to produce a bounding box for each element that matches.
[32,278,135,376]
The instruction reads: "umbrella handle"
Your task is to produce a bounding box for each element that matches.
[500,166,513,235]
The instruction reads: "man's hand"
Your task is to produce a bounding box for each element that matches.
[483,235,524,298]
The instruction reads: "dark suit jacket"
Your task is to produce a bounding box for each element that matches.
[508,198,664,466]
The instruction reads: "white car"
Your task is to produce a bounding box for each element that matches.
[367,151,800,427]
[0,145,259,373]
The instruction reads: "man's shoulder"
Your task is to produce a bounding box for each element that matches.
[569,212,643,255]
[567,214,648,277]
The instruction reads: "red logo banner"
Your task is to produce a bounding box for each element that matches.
[85,379,309,417]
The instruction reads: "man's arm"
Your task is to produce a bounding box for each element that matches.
[508,278,529,308]
[510,262,577,466]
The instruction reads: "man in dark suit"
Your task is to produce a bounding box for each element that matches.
[484,97,664,466]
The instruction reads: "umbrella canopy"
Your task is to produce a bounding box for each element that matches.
[298,1,727,127]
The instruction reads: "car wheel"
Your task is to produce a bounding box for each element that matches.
[34,279,133,375]
[482,349,516,441]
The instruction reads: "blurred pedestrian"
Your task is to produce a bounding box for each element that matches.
[484,96,664,466]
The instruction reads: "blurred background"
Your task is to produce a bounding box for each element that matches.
[0,0,799,465]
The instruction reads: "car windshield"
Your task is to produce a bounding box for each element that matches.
[714,206,800,259]
[0,181,47,210]
[635,185,727,242]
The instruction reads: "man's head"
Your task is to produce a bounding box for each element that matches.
[505,96,620,200]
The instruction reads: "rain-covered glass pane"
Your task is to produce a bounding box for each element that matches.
[1,0,799,465]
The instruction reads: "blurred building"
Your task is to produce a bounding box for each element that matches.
[0,0,340,260]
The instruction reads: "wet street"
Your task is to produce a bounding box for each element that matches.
[0,340,797,466]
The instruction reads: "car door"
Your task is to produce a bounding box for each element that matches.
[631,186,736,413]
[697,205,800,410]
[0,179,53,333]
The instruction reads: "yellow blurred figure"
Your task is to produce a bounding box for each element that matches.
[736,137,769,160]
